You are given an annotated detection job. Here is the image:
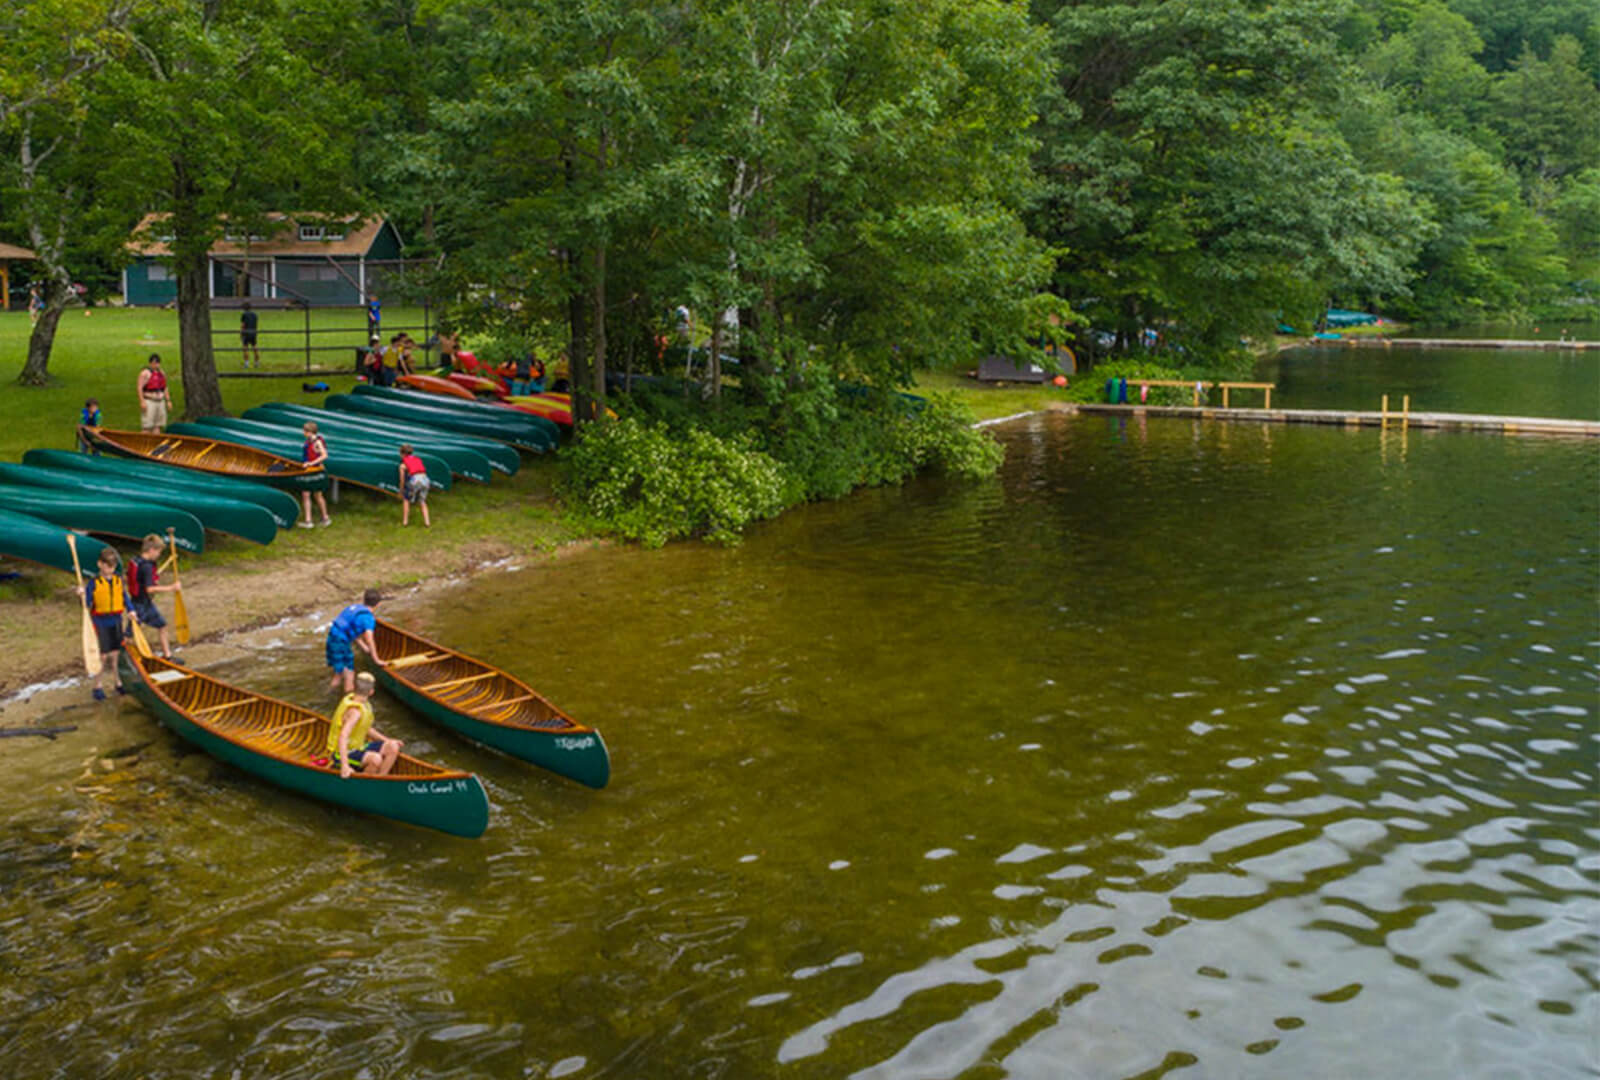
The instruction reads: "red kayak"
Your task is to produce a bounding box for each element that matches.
[447,372,508,398]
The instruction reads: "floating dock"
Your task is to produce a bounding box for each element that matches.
[1312,337,1597,350]
[1068,403,1600,438]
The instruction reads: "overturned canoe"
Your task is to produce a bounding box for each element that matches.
[0,484,206,552]
[120,652,490,838]
[397,373,477,399]
[0,462,278,545]
[24,449,302,529]
[350,384,561,447]
[166,421,405,497]
[373,618,610,789]
[83,427,329,493]
[0,509,110,574]
[446,372,508,397]
[245,403,518,477]
[326,393,553,453]
[193,416,456,490]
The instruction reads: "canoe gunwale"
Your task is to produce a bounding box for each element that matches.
[86,427,330,492]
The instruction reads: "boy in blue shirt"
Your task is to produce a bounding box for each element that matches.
[325,587,388,694]
[78,398,101,453]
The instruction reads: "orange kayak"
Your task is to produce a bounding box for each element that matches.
[397,373,476,400]
[447,372,508,398]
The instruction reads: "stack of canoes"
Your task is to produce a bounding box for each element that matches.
[242,404,516,480]
[0,508,110,574]
[0,481,207,552]
[0,461,277,545]
[333,384,562,448]
[165,417,446,497]
[406,372,582,429]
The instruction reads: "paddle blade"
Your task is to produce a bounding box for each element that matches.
[66,533,102,678]
[128,617,153,659]
[173,587,191,645]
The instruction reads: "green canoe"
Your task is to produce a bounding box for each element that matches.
[0,462,277,546]
[351,384,561,446]
[245,403,520,476]
[167,422,403,497]
[327,393,553,453]
[240,407,495,483]
[0,509,111,574]
[0,485,205,552]
[194,416,455,491]
[120,652,489,838]
[372,618,611,789]
[24,449,302,529]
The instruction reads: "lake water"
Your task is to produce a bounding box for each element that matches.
[1257,338,1600,420]
[1,409,1596,1078]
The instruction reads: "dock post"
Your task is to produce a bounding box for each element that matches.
[1264,386,1272,409]
[1381,394,1389,427]
[1403,395,1410,430]
[1222,384,1230,408]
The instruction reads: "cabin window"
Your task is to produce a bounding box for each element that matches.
[146,263,172,282]
[299,225,326,241]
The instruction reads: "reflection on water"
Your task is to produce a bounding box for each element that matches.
[2,415,1595,1078]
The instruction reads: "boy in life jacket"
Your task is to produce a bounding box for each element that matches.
[299,422,333,528]
[80,546,127,700]
[325,588,387,694]
[127,533,181,660]
[77,398,101,454]
[397,444,431,527]
[327,672,403,779]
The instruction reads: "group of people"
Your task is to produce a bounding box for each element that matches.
[363,332,417,387]
[296,420,431,528]
[78,534,183,700]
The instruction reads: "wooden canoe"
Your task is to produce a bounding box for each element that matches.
[120,651,490,837]
[84,426,329,493]
[397,373,478,399]
[0,509,110,574]
[372,618,610,789]
[166,421,410,497]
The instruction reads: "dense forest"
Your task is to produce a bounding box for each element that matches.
[4,0,1597,392]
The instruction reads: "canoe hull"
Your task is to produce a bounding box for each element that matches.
[85,427,329,493]
[196,416,458,488]
[24,449,302,529]
[167,422,402,496]
[328,393,553,453]
[397,373,477,399]
[120,652,490,838]
[350,384,561,446]
[0,508,110,574]
[0,485,206,552]
[0,462,277,545]
[244,404,519,476]
[372,619,610,789]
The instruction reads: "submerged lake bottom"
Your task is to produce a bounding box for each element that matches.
[2,411,1596,1079]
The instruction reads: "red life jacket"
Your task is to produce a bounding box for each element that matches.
[127,556,157,599]
[143,369,167,394]
[304,435,327,464]
[401,453,426,477]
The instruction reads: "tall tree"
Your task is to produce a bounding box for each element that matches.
[102,0,362,416]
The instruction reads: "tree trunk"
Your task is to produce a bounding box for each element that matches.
[591,244,607,414]
[709,320,722,401]
[171,164,226,418]
[17,294,67,386]
[566,253,592,432]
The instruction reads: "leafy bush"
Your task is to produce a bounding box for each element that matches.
[559,417,793,547]
[560,385,1003,546]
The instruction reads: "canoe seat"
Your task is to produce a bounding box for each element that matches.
[421,671,498,692]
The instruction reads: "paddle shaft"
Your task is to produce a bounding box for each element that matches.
[66,534,103,678]
[167,528,190,645]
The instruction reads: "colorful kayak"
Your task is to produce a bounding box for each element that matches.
[83,427,329,493]
[245,404,520,476]
[326,393,553,453]
[24,449,302,529]
[446,372,508,398]
[350,384,561,446]
[0,462,277,546]
[120,652,490,838]
[0,484,205,552]
[373,618,610,789]
[397,373,477,400]
[0,508,110,574]
[195,416,456,490]
[166,422,405,497]
[504,395,574,427]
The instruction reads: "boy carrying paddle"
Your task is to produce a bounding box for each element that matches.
[127,533,182,660]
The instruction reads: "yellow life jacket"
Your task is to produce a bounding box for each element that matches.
[89,572,124,615]
[326,693,375,757]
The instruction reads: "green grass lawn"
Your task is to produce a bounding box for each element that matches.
[0,306,580,573]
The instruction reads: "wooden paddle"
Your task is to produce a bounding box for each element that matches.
[167,527,190,645]
[385,651,448,670]
[127,613,154,658]
[65,534,102,678]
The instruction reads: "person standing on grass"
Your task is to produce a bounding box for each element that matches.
[328,672,402,778]
[136,354,171,433]
[80,547,127,701]
[240,301,260,369]
[398,444,431,527]
[366,293,381,337]
[77,398,101,453]
[300,421,333,528]
[325,588,386,695]
[127,533,181,660]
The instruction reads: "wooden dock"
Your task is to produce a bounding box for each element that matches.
[1067,403,1600,438]
[1312,337,1597,350]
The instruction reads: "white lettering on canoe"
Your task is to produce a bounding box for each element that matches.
[554,736,595,752]
[408,780,470,795]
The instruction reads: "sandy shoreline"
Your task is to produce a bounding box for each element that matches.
[0,537,602,728]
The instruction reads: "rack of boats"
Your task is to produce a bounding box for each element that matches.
[0,381,574,565]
